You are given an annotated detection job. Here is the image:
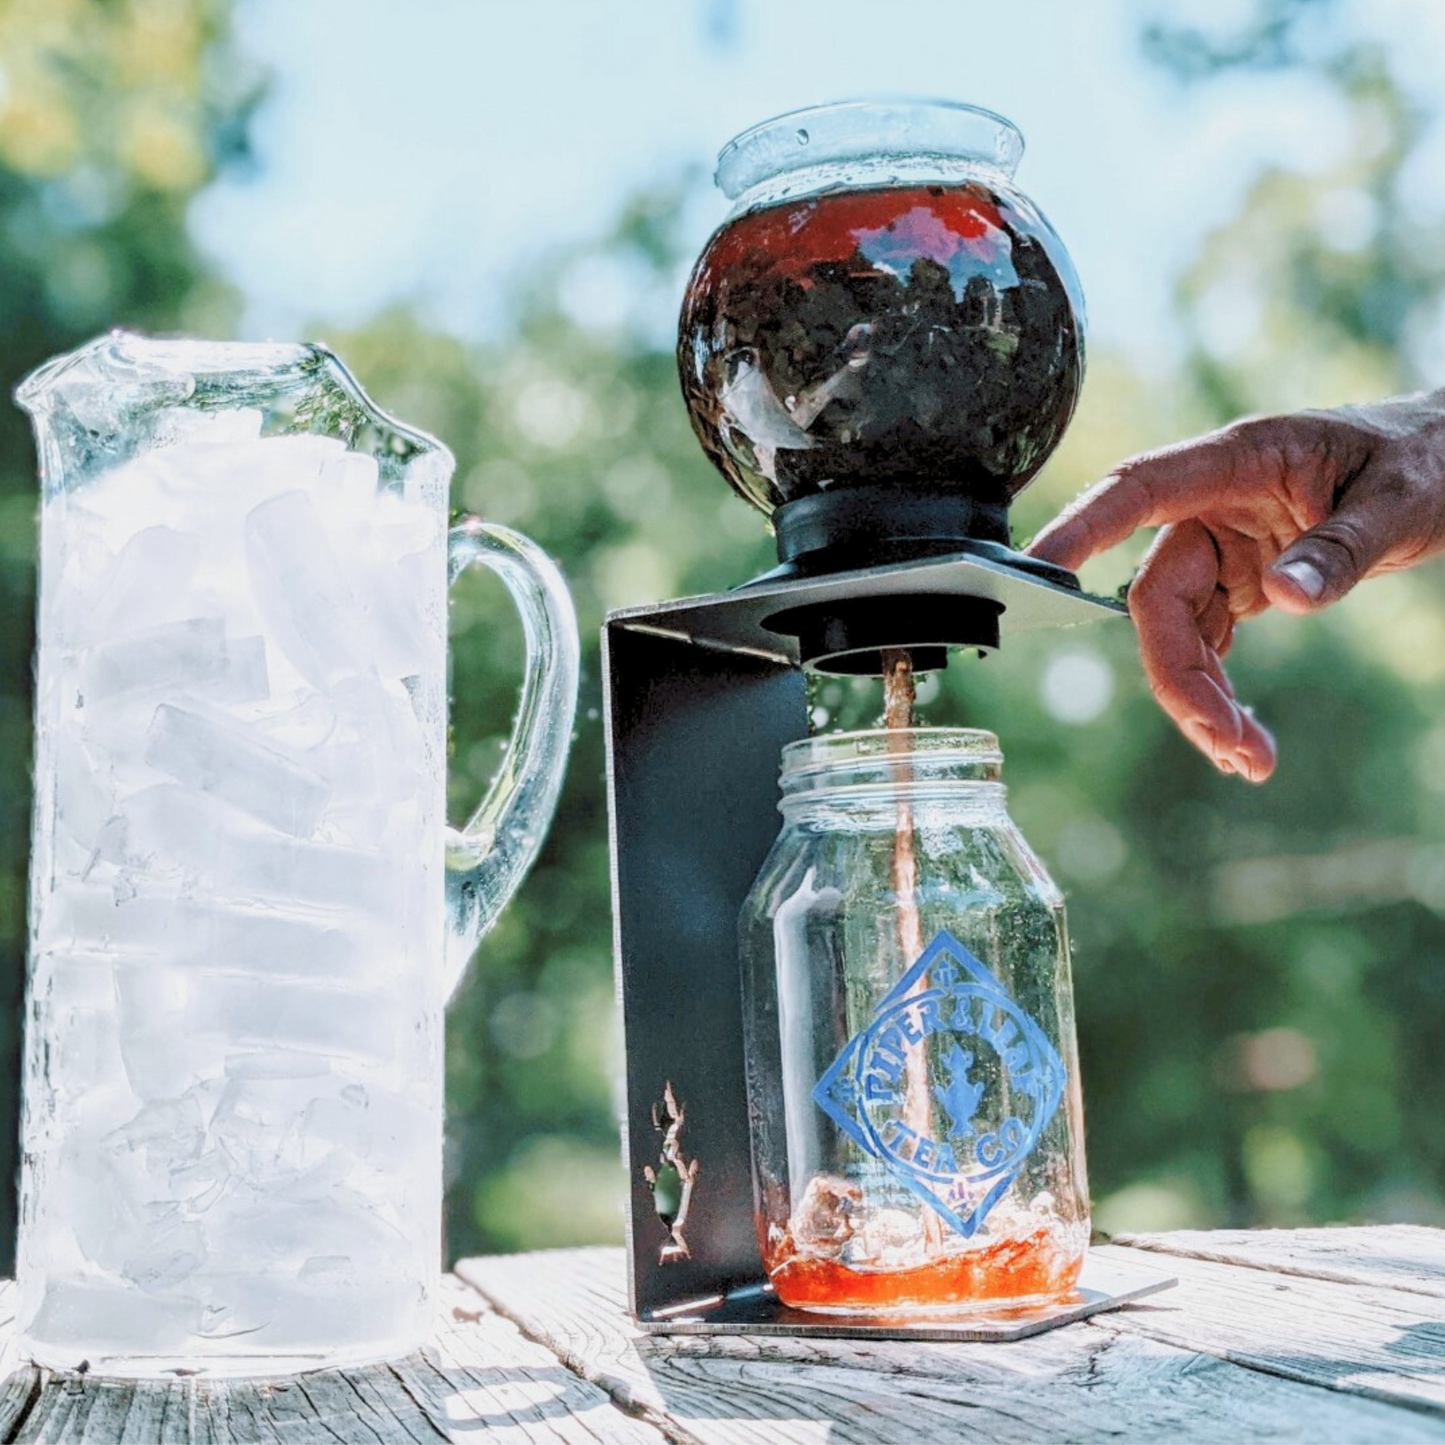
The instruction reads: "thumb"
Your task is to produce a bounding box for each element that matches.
[1263,491,1398,615]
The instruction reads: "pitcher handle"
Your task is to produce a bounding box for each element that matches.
[444,519,580,999]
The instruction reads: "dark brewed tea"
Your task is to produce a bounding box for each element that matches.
[678,183,1084,517]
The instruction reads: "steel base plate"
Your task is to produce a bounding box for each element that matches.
[637,1245,1176,1342]
[607,548,1125,668]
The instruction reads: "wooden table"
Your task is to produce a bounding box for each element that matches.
[2,1228,1445,1441]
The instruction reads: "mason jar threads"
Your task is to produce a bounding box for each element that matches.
[739,728,1089,1315]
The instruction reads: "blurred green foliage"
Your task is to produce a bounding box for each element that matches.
[1,0,1444,1275]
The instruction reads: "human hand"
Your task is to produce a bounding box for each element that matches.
[1028,391,1445,781]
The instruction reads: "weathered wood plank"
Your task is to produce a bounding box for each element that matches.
[0,1284,43,1442]
[1095,1243,1445,1417]
[460,1246,1445,1444]
[1115,1225,1445,1297]
[10,1239,1445,1442]
[0,1275,662,1444]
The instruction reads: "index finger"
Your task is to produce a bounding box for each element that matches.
[1028,424,1275,572]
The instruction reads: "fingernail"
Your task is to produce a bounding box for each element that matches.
[1275,559,1325,600]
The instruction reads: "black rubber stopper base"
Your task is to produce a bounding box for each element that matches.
[763,594,1005,676]
[770,486,1010,577]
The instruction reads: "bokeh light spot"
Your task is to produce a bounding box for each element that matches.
[1054,815,1127,885]
[1039,648,1114,725]
[513,378,589,448]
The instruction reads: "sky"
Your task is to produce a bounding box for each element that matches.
[191,0,1445,372]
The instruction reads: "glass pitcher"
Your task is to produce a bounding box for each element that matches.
[740,729,1088,1315]
[14,331,579,1375]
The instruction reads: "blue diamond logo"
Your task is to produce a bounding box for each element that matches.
[813,929,1065,1237]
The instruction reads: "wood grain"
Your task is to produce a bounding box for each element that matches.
[8,1237,1445,1442]
[1115,1225,1445,1297]
[0,1286,41,1442]
[0,1275,662,1444]
[461,1245,1445,1444]
[1093,1245,1445,1417]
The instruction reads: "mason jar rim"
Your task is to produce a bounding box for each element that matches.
[781,726,1003,783]
[715,100,1025,202]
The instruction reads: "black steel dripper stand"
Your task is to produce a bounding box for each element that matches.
[602,490,1173,1340]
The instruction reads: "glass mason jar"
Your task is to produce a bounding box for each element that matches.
[740,729,1088,1315]
[678,100,1085,534]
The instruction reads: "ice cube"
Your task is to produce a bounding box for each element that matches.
[168,1151,232,1213]
[75,703,157,780]
[146,702,330,836]
[52,888,377,982]
[119,1221,207,1293]
[32,950,114,1014]
[298,1255,352,1279]
[345,539,444,678]
[187,978,398,1062]
[144,434,349,524]
[308,740,381,801]
[265,839,409,918]
[374,486,442,547]
[186,907,367,980]
[317,451,379,513]
[81,618,229,702]
[35,883,137,954]
[244,490,361,689]
[206,1074,345,1186]
[207,1195,405,1268]
[119,1236,206,1294]
[790,1174,862,1256]
[329,674,429,797]
[103,1095,206,1168]
[323,1087,435,1187]
[29,952,125,1101]
[252,692,336,751]
[190,1273,419,1352]
[223,1050,334,1081]
[113,782,239,877]
[210,635,269,704]
[117,1027,214,1104]
[36,884,145,953]
[113,956,187,1020]
[51,1078,138,1147]
[112,960,216,1101]
[846,1206,926,1269]
[23,1277,204,1348]
[223,836,410,922]
[77,1178,213,1293]
[52,730,116,849]
[39,497,114,641]
[85,526,203,641]
[302,1092,372,1159]
[60,1153,139,1271]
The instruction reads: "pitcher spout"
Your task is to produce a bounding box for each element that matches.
[13,329,454,499]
